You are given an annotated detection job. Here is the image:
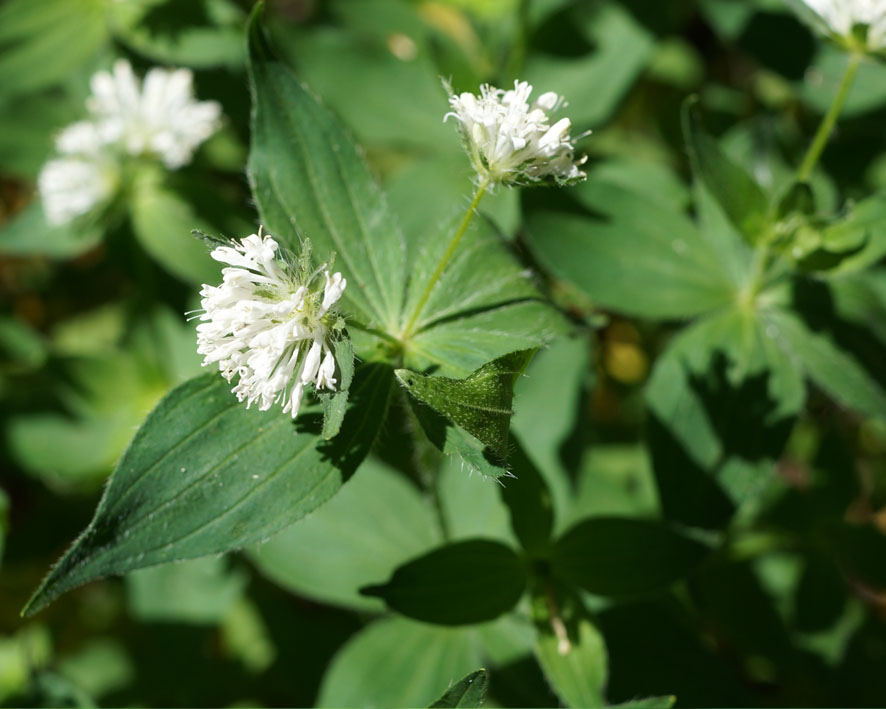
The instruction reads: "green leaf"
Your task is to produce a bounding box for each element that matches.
[247,457,439,612]
[801,45,886,118]
[0,201,101,259]
[125,556,246,624]
[437,457,516,546]
[523,2,655,128]
[524,177,735,319]
[499,441,555,557]
[0,488,8,567]
[109,0,245,69]
[609,697,676,709]
[0,0,109,97]
[317,617,483,708]
[362,539,527,625]
[535,612,607,709]
[682,98,771,245]
[403,215,567,377]
[397,349,533,459]
[763,308,886,418]
[246,3,405,332]
[551,518,710,596]
[816,192,886,276]
[429,668,489,708]
[23,364,394,615]
[318,336,355,440]
[129,170,231,284]
[512,335,591,533]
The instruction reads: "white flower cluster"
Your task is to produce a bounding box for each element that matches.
[197,232,347,419]
[800,0,886,50]
[38,60,221,226]
[445,80,586,186]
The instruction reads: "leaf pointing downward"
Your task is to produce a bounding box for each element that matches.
[396,349,534,461]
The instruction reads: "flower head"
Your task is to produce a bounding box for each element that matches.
[37,60,222,227]
[797,0,886,51]
[196,232,347,418]
[445,80,586,186]
[88,60,222,169]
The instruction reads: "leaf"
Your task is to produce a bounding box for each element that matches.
[817,192,886,276]
[23,363,394,615]
[524,178,735,319]
[0,488,8,567]
[535,613,607,709]
[109,0,245,69]
[609,697,676,709]
[0,0,109,97]
[511,335,591,532]
[0,201,101,259]
[129,169,230,284]
[551,518,710,597]
[317,617,483,708]
[429,668,489,708]
[361,539,527,625]
[246,457,439,612]
[763,308,886,418]
[403,214,567,377]
[437,456,516,545]
[246,3,405,332]
[318,336,355,440]
[397,349,533,458]
[523,2,655,128]
[682,98,771,245]
[499,440,555,558]
[801,44,886,118]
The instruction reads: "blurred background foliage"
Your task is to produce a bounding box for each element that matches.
[2,0,886,706]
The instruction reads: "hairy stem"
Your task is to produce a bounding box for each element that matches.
[796,52,862,182]
[401,178,490,338]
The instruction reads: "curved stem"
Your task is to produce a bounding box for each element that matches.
[796,51,862,182]
[401,178,490,338]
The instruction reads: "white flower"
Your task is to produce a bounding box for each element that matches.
[196,232,347,419]
[445,80,586,186]
[88,59,222,169]
[38,155,118,227]
[798,0,886,50]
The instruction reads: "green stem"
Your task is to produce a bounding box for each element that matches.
[796,51,862,182]
[401,179,490,338]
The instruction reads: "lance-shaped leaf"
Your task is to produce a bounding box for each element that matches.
[682,98,771,245]
[246,3,405,332]
[23,364,394,616]
[552,518,710,597]
[429,668,489,708]
[397,349,534,459]
[361,540,527,625]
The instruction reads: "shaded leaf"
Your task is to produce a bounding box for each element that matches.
[0,201,101,259]
[552,518,710,597]
[362,539,527,625]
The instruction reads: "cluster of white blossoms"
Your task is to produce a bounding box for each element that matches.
[196,232,347,419]
[445,80,586,186]
[798,0,886,50]
[38,60,221,226]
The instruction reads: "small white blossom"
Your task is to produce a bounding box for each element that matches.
[88,60,222,169]
[196,232,347,419]
[798,0,886,50]
[445,80,586,186]
[37,60,221,226]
